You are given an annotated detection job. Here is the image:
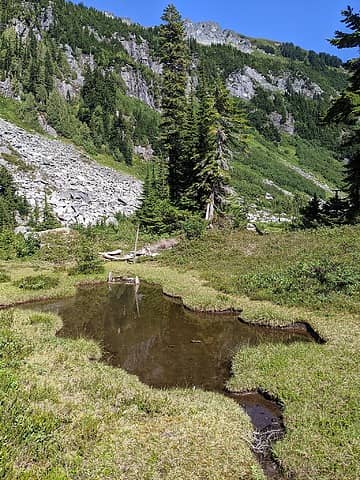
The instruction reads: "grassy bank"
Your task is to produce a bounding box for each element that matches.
[0,225,359,479]
[1,308,262,480]
[107,226,360,480]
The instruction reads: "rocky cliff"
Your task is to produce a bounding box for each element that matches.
[184,21,253,53]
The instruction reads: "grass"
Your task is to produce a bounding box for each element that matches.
[1,150,35,173]
[160,225,360,312]
[108,225,360,480]
[0,308,263,480]
[1,225,359,479]
[91,151,148,180]
[0,96,41,133]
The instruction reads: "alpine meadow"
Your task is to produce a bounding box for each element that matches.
[0,1,359,480]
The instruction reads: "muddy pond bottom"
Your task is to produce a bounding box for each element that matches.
[25,283,313,478]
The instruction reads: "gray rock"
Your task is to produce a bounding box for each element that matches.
[227,67,323,101]
[134,145,154,161]
[268,111,295,135]
[40,3,54,31]
[0,118,143,227]
[184,20,253,53]
[38,114,58,137]
[0,78,16,99]
[119,34,163,75]
[120,66,157,108]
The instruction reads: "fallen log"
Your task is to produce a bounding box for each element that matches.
[100,249,122,256]
[101,253,123,261]
[101,238,179,262]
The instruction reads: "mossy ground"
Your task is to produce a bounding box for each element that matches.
[0,225,359,479]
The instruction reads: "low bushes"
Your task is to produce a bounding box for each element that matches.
[14,275,59,291]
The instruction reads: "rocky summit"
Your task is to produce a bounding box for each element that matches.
[0,119,142,226]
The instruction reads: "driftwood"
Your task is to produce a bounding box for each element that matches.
[101,238,179,262]
[108,272,140,285]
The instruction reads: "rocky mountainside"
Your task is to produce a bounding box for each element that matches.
[0,118,142,226]
[0,0,347,224]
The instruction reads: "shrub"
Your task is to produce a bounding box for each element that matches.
[238,258,360,306]
[181,215,207,240]
[139,198,186,235]
[0,230,40,259]
[14,275,59,291]
[70,242,104,275]
[39,230,79,263]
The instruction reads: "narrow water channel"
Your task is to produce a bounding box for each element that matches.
[25,282,314,478]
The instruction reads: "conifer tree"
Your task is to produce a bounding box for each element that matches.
[0,166,28,231]
[192,76,247,220]
[159,4,190,204]
[327,6,360,219]
[44,49,54,93]
[301,194,323,228]
[180,94,199,209]
[322,191,348,226]
[194,84,229,219]
[90,105,105,148]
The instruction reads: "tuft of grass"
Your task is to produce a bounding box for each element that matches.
[29,313,54,325]
[0,270,10,283]
[1,151,35,173]
[14,274,60,291]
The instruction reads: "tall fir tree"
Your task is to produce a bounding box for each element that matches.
[180,94,199,209]
[326,6,360,219]
[159,4,190,204]
[301,193,323,229]
[194,82,229,219]
[192,75,247,220]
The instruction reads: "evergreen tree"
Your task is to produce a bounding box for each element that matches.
[194,84,229,219]
[137,161,183,234]
[90,105,105,148]
[159,4,190,203]
[180,94,199,209]
[192,76,247,220]
[41,193,61,230]
[0,166,28,231]
[322,191,349,226]
[326,6,360,219]
[44,49,54,93]
[301,194,323,228]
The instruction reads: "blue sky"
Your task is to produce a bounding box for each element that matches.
[74,0,356,60]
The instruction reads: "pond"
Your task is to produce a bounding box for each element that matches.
[25,282,314,478]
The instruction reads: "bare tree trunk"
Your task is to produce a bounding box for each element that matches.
[133,224,140,264]
[205,192,215,222]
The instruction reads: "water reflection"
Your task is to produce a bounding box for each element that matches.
[26,283,310,392]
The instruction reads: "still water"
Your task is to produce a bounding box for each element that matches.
[26,282,313,478]
[25,282,310,392]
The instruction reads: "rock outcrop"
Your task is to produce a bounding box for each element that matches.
[184,20,253,53]
[227,67,323,100]
[119,66,158,109]
[0,118,142,226]
[268,111,295,135]
[119,35,162,75]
